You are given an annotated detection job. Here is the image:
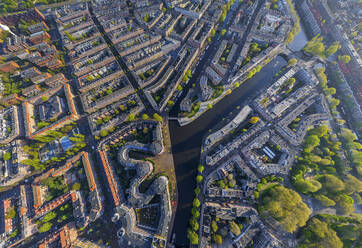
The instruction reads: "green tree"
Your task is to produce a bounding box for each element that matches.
[197,164,204,173]
[335,194,355,215]
[218,180,226,189]
[303,34,326,57]
[309,125,329,138]
[344,174,362,195]
[318,174,345,193]
[260,185,311,233]
[3,152,11,161]
[295,179,322,193]
[328,97,340,109]
[142,113,149,120]
[288,58,298,66]
[229,221,241,236]
[153,113,163,122]
[340,128,357,143]
[9,229,18,238]
[167,100,174,107]
[211,220,218,232]
[304,135,320,152]
[213,234,223,245]
[194,187,201,195]
[5,208,16,219]
[351,150,362,166]
[187,230,199,245]
[143,13,150,22]
[334,223,360,242]
[100,129,109,137]
[249,116,259,124]
[42,211,57,222]
[190,218,199,231]
[193,198,200,208]
[72,183,81,191]
[228,179,236,188]
[191,207,200,218]
[325,42,341,57]
[183,75,189,82]
[325,87,336,96]
[338,55,351,64]
[300,218,343,248]
[220,29,227,36]
[38,222,53,233]
[196,175,203,183]
[127,113,136,122]
[315,195,336,207]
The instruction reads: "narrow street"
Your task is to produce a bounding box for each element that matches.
[87,2,153,112]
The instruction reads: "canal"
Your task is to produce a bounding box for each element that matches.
[168,55,287,247]
[287,21,309,52]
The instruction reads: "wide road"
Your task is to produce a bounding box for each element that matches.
[169,56,287,247]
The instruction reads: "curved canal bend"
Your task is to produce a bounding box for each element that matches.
[168,56,288,246]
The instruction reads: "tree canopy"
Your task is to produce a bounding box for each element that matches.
[38,222,53,233]
[300,218,343,248]
[249,116,259,124]
[260,184,311,232]
[318,174,345,193]
[338,55,351,64]
[187,229,198,244]
[153,113,163,122]
[2,152,11,161]
[193,198,200,208]
[288,58,298,66]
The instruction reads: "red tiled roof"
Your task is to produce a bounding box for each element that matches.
[99,150,121,206]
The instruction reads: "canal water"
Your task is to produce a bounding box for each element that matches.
[168,56,287,247]
[287,22,309,52]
